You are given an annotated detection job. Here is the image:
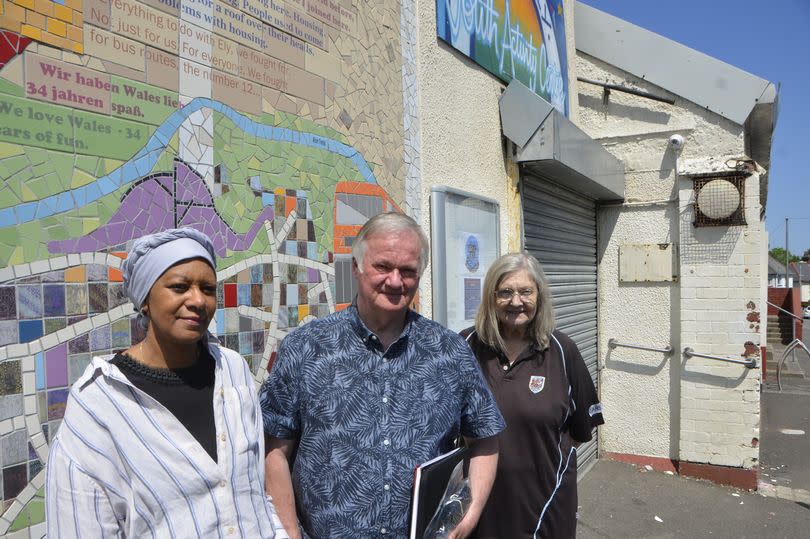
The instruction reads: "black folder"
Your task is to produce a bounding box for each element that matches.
[409,446,469,539]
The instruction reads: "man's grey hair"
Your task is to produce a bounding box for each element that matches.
[474,252,556,350]
[352,212,430,275]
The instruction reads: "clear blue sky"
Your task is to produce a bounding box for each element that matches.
[581,0,810,256]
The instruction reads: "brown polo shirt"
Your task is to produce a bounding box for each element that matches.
[461,328,604,539]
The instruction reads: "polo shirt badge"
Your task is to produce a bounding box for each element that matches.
[529,375,545,394]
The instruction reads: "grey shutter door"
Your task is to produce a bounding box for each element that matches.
[521,174,599,476]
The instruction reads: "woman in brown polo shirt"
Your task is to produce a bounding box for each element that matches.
[462,252,604,538]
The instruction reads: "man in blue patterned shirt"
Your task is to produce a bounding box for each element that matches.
[261,213,505,539]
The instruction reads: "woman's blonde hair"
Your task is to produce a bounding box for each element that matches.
[474,252,555,351]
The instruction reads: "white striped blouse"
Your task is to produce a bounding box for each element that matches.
[46,337,288,538]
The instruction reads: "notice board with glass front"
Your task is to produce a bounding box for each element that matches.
[430,187,500,332]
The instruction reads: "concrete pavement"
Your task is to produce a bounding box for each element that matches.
[760,320,810,501]
[576,460,808,538]
[574,322,810,538]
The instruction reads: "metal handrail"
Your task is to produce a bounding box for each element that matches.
[683,347,757,369]
[777,339,810,391]
[766,301,802,321]
[608,338,673,355]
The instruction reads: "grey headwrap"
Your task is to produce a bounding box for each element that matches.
[121,228,217,326]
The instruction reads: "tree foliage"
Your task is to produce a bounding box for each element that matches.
[770,247,800,263]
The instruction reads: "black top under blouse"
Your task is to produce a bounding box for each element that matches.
[111,348,218,463]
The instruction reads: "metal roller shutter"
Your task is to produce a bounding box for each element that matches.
[521,173,600,477]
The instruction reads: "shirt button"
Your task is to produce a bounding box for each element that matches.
[384,484,390,491]
[228,527,235,535]
[220,388,225,397]
[502,364,508,371]
[381,528,387,534]
[382,396,388,404]
[221,434,226,442]
[220,480,226,488]
[383,438,390,446]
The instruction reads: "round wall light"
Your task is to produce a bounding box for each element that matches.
[696,179,741,220]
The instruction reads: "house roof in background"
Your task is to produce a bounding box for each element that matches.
[769,255,790,276]
[790,262,810,280]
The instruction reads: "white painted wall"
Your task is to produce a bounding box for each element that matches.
[577,51,762,467]
[414,1,584,316]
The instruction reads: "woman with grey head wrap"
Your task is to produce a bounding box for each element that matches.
[47,228,289,538]
[122,227,217,333]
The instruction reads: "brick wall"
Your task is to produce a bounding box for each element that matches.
[0,0,83,53]
[767,287,790,315]
[767,286,803,336]
[678,164,762,469]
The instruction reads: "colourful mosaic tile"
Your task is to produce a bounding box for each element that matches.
[45,344,68,389]
[110,319,131,349]
[2,462,27,499]
[249,265,262,284]
[0,287,17,319]
[18,319,43,343]
[67,333,89,354]
[237,284,251,306]
[0,395,23,430]
[239,316,252,333]
[64,266,86,282]
[238,332,252,355]
[35,353,45,391]
[46,389,69,420]
[88,283,109,313]
[108,284,127,309]
[43,284,66,317]
[37,392,47,425]
[86,264,107,281]
[68,354,91,384]
[262,285,273,305]
[1,430,28,466]
[252,331,265,353]
[65,284,88,316]
[16,285,43,319]
[223,284,237,307]
[224,309,239,333]
[43,317,66,334]
[251,284,262,307]
[41,269,66,283]
[288,306,299,327]
[27,459,43,483]
[0,320,18,346]
[89,326,111,351]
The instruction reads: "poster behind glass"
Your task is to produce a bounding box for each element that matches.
[431,187,500,332]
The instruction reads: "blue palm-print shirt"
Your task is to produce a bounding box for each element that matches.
[260,305,505,538]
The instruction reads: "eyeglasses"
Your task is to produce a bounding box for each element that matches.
[494,288,536,302]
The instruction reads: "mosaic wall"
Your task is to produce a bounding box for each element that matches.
[0,0,414,534]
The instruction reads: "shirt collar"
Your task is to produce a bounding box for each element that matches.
[496,339,545,366]
[346,302,416,346]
